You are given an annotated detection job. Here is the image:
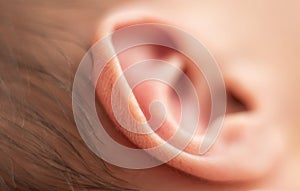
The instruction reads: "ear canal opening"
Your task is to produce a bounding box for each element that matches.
[226,89,249,114]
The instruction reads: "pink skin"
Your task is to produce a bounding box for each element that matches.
[95,1,300,190]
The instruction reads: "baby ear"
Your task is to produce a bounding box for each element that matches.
[88,13,284,182]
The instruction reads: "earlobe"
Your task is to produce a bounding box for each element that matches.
[92,16,284,182]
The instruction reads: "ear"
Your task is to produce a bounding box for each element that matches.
[91,13,284,182]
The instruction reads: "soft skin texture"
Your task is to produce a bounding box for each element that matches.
[1,0,300,191]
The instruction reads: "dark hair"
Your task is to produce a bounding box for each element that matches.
[0,2,136,190]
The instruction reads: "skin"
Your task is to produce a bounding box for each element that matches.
[1,0,300,190]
